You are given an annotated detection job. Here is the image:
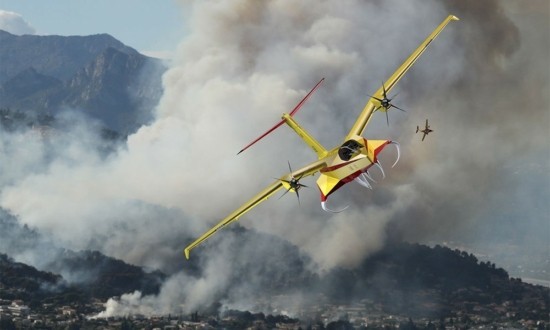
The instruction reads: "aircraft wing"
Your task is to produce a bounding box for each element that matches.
[345,15,459,140]
[422,132,427,141]
[184,159,327,259]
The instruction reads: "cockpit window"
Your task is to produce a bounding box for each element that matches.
[338,140,363,161]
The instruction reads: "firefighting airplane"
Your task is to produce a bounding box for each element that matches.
[416,119,433,141]
[184,15,459,259]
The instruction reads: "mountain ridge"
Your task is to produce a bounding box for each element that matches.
[0,29,165,132]
[0,30,139,83]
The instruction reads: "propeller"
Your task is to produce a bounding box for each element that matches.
[277,161,307,204]
[369,82,406,126]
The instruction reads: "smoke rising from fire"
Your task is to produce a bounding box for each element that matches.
[0,0,548,316]
[0,10,36,35]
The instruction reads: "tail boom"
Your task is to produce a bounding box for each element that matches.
[237,78,325,155]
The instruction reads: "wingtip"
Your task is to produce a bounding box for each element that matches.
[450,15,460,21]
[237,150,244,155]
[184,248,190,260]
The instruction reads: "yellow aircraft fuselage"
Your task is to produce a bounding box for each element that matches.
[281,113,391,201]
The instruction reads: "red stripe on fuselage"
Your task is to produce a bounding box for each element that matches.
[320,159,361,173]
[374,140,391,162]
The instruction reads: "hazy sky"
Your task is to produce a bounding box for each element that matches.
[0,0,186,56]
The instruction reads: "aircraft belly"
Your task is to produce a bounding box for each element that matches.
[316,174,341,196]
[316,157,373,197]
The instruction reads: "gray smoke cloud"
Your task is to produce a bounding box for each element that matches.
[0,0,548,316]
[0,10,36,35]
[387,0,549,243]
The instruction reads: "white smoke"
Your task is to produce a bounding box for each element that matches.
[1,0,548,317]
[2,0,455,269]
[0,10,35,35]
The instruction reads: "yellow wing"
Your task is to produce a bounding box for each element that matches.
[184,159,327,259]
[345,14,459,140]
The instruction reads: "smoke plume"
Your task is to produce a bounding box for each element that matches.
[0,0,548,316]
[0,10,36,35]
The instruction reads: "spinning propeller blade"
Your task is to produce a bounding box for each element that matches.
[369,82,407,126]
[276,161,307,204]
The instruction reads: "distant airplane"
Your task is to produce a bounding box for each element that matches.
[416,119,433,141]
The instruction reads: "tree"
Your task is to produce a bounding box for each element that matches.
[400,318,417,330]
[0,318,16,330]
[120,318,133,330]
[326,320,354,330]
